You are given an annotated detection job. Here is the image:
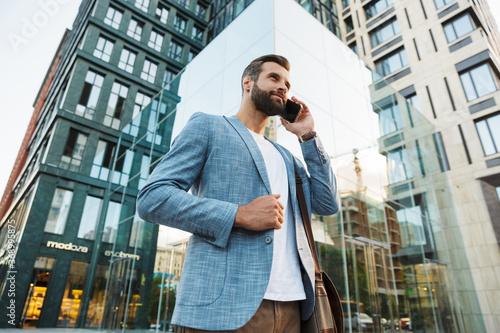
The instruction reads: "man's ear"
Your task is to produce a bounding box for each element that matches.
[242,75,253,92]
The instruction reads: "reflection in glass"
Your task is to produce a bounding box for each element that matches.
[44,188,73,234]
[102,201,121,243]
[78,195,103,240]
[387,147,413,184]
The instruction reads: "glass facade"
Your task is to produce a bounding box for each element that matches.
[0,0,487,331]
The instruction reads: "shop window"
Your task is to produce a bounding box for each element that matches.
[77,196,103,240]
[141,59,158,84]
[370,18,400,48]
[85,264,109,328]
[434,0,453,10]
[365,0,394,20]
[76,70,104,120]
[60,129,88,172]
[104,81,129,130]
[155,4,169,24]
[44,188,73,234]
[387,147,413,184]
[134,0,149,12]
[375,47,409,77]
[102,201,122,243]
[459,63,498,101]
[127,19,143,41]
[103,6,122,30]
[57,261,88,327]
[443,14,474,43]
[475,113,500,156]
[148,30,163,52]
[118,48,136,73]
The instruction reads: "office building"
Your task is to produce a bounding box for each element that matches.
[0,0,209,328]
[335,0,500,330]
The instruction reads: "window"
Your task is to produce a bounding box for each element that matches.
[496,187,500,202]
[104,82,128,130]
[60,129,88,172]
[141,59,158,84]
[365,0,394,20]
[112,146,134,185]
[460,63,498,101]
[146,98,168,144]
[195,3,207,18]
[57,261,88,328]
[44,188,73,234]
[388,147,413,184]
[102,201,121,243]
[349,42,358,55]
[174,15,187,33]
[178,0,190,9]
[475,113,500,156]
[91,140,115,181]
[168,41,183,61]
[378,101,403,136]
[188,50,197,62]
[118,48,136,73]
[122,92,151,137]
[104,7,122,29]
[191,26,203,42]
[77,196,103,240]
[127,19,143,41]
[375,48,409,77]
[135,0,149,12]
[345,16,353,33]
[93,36,114,62]
[76,70,104,120]
[342,0,349,8]
[138,154,150,189]
[156,5,169,23]
[434,0,453,10]
[162,69,177,90]
[406,94,421,112]
[370,18,400,47]
[443,14,474,42]
[148,30,163,51]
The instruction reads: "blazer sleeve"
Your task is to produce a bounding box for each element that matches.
[136,113,238,248]
[299,136,340,216]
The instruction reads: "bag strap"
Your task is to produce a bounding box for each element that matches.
[294,167,321,276]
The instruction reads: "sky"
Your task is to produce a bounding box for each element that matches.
[0,0,499,198]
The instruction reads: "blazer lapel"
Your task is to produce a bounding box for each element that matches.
[224,115,272,194]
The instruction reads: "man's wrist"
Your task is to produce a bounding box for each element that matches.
[298,131,317,143]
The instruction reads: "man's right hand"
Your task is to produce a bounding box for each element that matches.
[234,194,284,231]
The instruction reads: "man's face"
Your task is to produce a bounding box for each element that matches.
[250,62,291,117]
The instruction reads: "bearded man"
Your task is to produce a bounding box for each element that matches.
[137,54,339,333]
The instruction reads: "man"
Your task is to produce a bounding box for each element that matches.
[137,55,339,332]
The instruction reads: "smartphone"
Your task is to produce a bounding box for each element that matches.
[281,99,303,123]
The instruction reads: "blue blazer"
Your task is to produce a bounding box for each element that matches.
[137,113,339,330]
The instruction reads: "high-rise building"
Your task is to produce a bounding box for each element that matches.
[333,0,500,330]
[1,0,499,331]
[0,0,210,328]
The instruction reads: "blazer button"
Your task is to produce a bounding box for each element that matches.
[265,236,272,244]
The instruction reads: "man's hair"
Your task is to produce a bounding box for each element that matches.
[241,54,290,88]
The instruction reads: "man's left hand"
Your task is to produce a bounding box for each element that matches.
[280,96,315,138]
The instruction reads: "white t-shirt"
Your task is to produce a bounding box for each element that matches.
[247,129,306,301]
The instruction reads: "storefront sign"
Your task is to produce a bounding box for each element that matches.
[46,241,88,253]
[104,250,140,261]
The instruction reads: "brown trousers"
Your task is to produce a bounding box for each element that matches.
[185,300,300,333]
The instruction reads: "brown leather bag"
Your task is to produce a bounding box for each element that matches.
[295,169,344,333]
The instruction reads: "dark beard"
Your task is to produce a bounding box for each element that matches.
[251,82,285,117]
